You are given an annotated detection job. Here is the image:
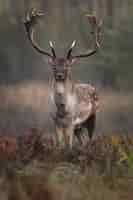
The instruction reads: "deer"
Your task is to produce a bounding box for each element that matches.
[23,9,102,148]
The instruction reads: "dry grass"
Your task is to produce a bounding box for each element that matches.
[0,81,49,111]
[0,132,132,200]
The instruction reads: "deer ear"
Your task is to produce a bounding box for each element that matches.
[67,58,78,65]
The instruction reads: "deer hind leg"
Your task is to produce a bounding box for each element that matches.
[74,126,83,145]
[86,114,96,139]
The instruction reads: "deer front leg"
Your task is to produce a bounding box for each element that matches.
[64,126,74,149]
[55,125,65,147]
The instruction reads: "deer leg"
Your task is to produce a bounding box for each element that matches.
[86,114,96,139]
[64,126,74,149]
[74,126,83,145]
[69,126,74,148]
[55,126,65,147]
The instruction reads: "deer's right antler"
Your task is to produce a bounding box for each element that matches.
[24,8,56,58]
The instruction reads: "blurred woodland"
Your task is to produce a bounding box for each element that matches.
[0,0,133,90]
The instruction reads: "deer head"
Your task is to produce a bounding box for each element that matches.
[24,9,102,85]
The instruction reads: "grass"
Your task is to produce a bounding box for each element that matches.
[0,131,132,200]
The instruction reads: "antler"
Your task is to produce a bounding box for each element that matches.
[67,15,102,59]
[24,8,56,58]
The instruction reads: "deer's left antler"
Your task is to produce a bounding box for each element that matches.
[67,15,102,59]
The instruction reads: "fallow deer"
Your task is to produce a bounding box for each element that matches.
[24,9,102,148]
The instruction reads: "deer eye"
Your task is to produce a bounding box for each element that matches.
[53,66,56,70]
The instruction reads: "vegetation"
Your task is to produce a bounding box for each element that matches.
[0,130,132,200]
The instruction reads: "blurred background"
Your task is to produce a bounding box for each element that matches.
[0,0,132,134]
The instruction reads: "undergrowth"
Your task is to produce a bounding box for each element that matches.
[0,128,132,200]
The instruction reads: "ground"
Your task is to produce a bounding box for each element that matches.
[0,130,132,200]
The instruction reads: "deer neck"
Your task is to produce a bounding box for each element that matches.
[53,77,76,114]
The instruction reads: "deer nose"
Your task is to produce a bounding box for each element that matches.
[56,73,64,80]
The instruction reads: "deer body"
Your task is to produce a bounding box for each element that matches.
[49,74,98,147]
[24,9,102,148]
